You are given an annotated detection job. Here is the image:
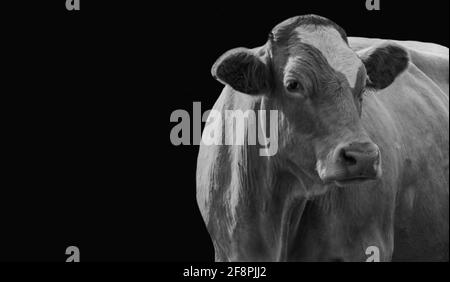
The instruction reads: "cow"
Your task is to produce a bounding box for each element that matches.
[196,15,449,261]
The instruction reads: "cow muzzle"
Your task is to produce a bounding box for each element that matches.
[317,141,382,187]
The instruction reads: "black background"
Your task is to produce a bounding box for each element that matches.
[2,0,448,261]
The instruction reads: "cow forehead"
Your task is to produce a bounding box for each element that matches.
[293,26,362,88]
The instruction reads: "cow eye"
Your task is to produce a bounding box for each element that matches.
[286,80,302,92]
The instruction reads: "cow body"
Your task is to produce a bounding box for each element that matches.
[197,16,449,262]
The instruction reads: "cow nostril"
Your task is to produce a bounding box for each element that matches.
[341,150,357,166]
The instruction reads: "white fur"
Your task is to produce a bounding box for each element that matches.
[295,26,362,88]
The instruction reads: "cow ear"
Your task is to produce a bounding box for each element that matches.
[211,48,271,95]
[359,42,410,90]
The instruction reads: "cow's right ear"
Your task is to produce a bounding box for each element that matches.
[211,48,271,95]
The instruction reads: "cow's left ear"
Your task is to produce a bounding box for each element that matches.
[359,42,410,90]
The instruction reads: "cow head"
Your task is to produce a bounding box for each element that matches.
[212,15,409,187]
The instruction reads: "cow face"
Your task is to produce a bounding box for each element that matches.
[212,15,409,187]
